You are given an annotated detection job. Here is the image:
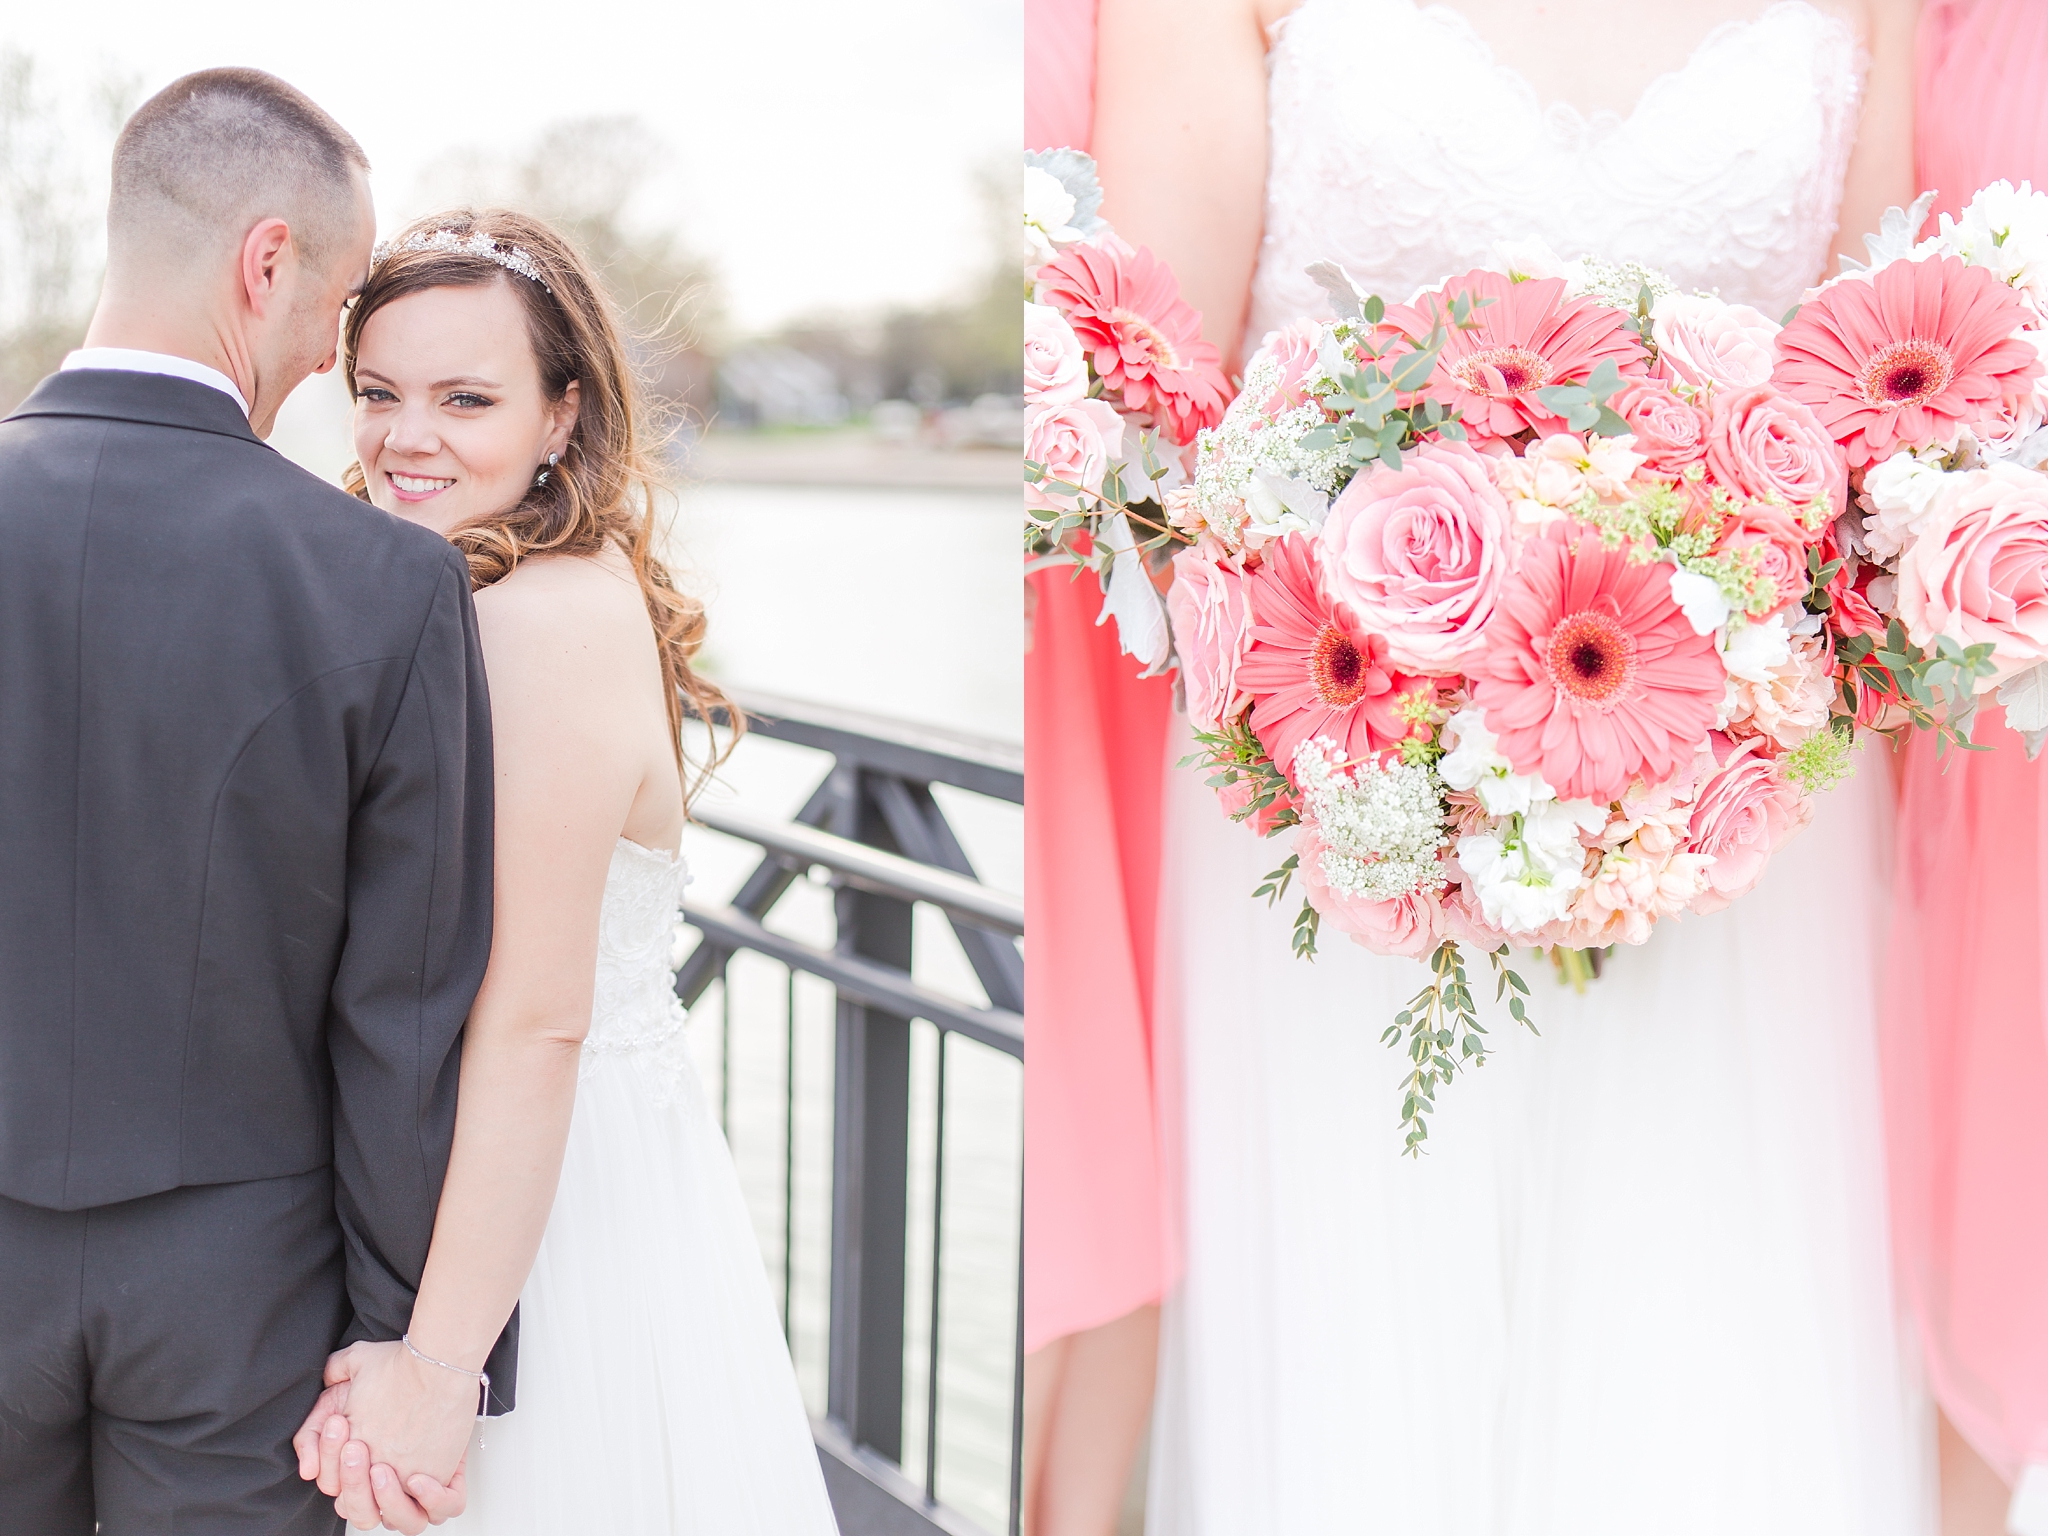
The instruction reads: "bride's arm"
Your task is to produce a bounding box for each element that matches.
[1829,0,1920,275]
[303,557,655,1508]
[1094,0,1288,373]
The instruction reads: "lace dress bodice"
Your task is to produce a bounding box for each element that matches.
[582,837,696,1103]
[1247,0,1865,350]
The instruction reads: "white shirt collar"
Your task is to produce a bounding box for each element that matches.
[61,348,250,417]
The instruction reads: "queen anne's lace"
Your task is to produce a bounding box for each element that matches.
[1248,0,1863,351]
[583,838,698,1107]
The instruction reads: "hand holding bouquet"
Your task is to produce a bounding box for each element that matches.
[1162,195,2048,1150]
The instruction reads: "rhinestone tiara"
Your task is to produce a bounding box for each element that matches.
[371,229,552,292]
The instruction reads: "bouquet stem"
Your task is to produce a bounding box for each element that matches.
[1547,946,1603,992]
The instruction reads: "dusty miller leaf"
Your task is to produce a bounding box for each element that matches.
[1304,260,1367,320]
[1996,659,2048,734]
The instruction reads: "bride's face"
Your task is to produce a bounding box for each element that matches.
[351,277,580,536]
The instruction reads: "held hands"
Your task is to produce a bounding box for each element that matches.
[292,1342,475,1532]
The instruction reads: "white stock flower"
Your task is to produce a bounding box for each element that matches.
[1455,797,1606,935]
[1718,614,1794,684]
[1668,566,1736,636]
[1023,166,1083,267]
[1720,629,1834,748]
[1488,237,1585,288]
[1437,706,1554,817]
[1941,180,2048,303]
[1244,470,1330,538]
[1860,448,1954,561]
[1293,737,1447,903]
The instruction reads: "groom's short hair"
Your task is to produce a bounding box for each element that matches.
[109,68,369,274]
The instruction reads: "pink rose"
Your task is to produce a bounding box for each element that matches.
[1167,540,1255,732]
[1317,440,1513,673]
[1251,317,1325,417]
[1713,503,1811,615]
[1704,384,1848,524]
[1024,397,1125,514]
[1293,822,1442,960]
[1024,301,1087,405]
[1685,736,1811,912]
[1650,294,1781,391]
[1612,379,1711,476]
[1895,462,2048,679]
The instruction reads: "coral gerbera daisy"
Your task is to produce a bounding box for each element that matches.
[1772,254,2042,468]
[1470,524,1724,803]
[1237,533,1439,784]
[1389,269,1650,447]
[1034,239,1233,445]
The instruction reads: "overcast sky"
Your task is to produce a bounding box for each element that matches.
[2,0,1019,334]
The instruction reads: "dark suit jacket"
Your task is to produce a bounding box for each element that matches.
[0,369,513,1404]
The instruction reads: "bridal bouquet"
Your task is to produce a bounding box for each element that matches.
[1023,149,1232,670]
[1167,198,2048,1149]
[1811,182,2048,755]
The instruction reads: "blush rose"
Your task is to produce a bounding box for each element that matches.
[1024,398,1125,515]
[1293,822,1443,959]
[1713,503,1812,616]
[1895,461,2048,680]
[1650,294,1781,390]
[1685,736,1811,912]
[1024,301,1087,405]
[1167,540,1255,733]
[1612,379,1712,477]
[1704,383,1848,524]
[1251,317,1326,417]
[1318,440,1514,673]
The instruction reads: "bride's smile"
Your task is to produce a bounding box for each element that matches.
[350,276,578,535]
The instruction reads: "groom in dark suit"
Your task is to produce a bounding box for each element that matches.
[0,69,508,1533]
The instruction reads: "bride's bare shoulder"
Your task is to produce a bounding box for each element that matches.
[470,545,652,686]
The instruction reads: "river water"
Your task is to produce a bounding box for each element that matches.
[669,476,1022,1533]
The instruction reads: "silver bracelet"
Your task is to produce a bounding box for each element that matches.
[401,1332,491,1416]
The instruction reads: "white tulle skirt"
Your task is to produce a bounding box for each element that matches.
[1149,716,1935,1535]
[447,1047,838,1534]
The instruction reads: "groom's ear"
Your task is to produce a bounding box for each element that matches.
[239,217,297,318]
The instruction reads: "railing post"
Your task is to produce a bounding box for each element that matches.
[827,765,914,1462]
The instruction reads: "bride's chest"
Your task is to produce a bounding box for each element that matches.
[1253,0,1864,321]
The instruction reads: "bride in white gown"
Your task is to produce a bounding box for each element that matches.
[1097,1,1933,1531]
[291,209,837,1534]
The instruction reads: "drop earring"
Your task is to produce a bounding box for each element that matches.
[535,451,560,487]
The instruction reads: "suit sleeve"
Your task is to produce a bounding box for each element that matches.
[327,549,516,1407]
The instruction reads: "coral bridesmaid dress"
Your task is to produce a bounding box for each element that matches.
[1023,0,1179,1355]
[1887,0,2048,1514]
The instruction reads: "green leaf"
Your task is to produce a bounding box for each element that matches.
[1363,294,1385,325]
[1388,346,1439,392]
[1583,357,1624,403]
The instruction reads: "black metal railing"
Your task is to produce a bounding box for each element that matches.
[675,689,1024,1536]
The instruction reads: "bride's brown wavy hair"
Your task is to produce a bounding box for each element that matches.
[341,208,738,801]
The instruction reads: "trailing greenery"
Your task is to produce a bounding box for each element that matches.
[1381,941,1534,1157]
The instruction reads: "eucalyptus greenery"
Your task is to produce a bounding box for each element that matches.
[1383,942,1533,1156]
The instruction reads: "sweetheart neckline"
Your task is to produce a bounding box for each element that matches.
[1273,0,1854,141]
[614,835,684,866]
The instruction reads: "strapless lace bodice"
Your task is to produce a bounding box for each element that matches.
[1248,0,1865,350]
[582,837,695,1102]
